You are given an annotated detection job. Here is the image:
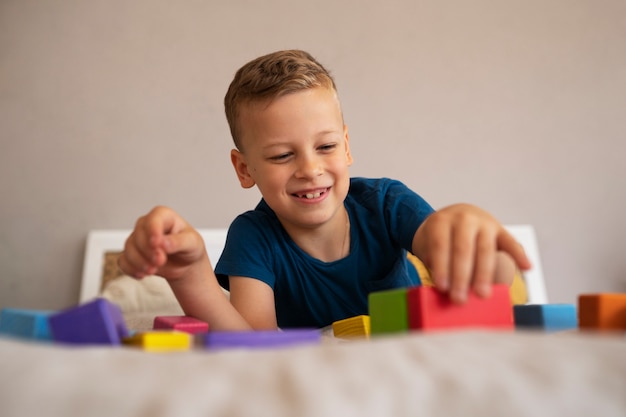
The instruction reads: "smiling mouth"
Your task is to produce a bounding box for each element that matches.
[293,188,330,199]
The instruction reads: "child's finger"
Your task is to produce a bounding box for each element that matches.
[135,206,186,262]
[448,225,478,304]
[119,238,157,278]
[161,229,205,259]
[497,231,532,271]
[129,221,159,264]
[139,209,169,250]
[470,230,497,298]
[423,221,452,293]
[145,206,187,238]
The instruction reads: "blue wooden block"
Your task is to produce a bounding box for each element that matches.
[514,304,577,332]
[198,329,321,350]
[0,308,53,341]
[48,298,129,345]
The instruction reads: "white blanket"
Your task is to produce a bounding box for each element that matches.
[1,329,624,417]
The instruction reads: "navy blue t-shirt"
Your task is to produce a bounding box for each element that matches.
[215,177,434,328]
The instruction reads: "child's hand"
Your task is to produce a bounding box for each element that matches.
[118,206,209,281]
[413,204,531,304]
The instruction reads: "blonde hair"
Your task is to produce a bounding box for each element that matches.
[224,49,338,149]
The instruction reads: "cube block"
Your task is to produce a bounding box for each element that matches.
[0,308,53,341]
[124,331,192,352]
[407,285,514,331]
[153,316,209,334]
[578,293,626,331]
[332,315,371,339]
[48,298,129,345]
[198,329,321,350]
[513,304,577,332]
[368,288,410,335]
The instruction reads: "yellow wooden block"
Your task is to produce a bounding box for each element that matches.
[124,331,192,352]
[509,269,528,305]
[332,315,371,339]
[407,252,433,287]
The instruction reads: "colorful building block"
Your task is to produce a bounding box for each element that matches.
[332,315,371,339]
[48,298,129,345]
[124,331,192,352]
[578,293,626,331]
[407,285,514,331]
[198,329,321,350]
[513,304,577,332]
[153,315,209,334]
[368,288,410,335]
[0,308,53,341]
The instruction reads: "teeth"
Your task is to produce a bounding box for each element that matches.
[303,192,321,199]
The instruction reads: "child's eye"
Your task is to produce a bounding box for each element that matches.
[269,153,292,162]
[319,143,337,152]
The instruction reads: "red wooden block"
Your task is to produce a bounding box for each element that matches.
[407,285,514,331]
[153,316,209,334]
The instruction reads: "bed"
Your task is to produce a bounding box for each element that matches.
[0,228,624,417]
[1,328,625,416]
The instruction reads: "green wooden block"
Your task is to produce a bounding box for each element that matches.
[368,288,409,334]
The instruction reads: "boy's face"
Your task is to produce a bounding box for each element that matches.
[231,87,353,233]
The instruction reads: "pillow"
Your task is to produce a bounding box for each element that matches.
[98,251,227,315]
[100,275,185,315]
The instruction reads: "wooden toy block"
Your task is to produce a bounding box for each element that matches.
[368,288,410,335]
[124,331,192,352]
[0,308,53,341]
[513,304,577,332]
[198,329,321,350]
[48,298,129,345]
[153,315,209,334]
[578,293,626,331]
[332,315,371,339]
[407,285,514,331]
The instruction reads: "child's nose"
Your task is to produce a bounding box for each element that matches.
[295,154,323,178]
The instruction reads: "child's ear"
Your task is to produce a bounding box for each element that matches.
[230,149,256,189]
[344,125,354,166]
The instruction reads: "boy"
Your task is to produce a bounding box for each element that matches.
[119,50,530,330]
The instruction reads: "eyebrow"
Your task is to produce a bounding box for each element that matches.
[261,129,342,149]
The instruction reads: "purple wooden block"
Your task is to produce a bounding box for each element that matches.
[199,329,321,350]
[48,298,129,345]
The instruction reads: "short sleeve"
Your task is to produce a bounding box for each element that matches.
[214,212,278,290]
[382,179,434,250]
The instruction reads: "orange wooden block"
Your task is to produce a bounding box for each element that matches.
[578,293,626,331]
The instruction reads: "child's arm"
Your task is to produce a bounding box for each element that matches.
[118,206,276,331]
[411,203,531,304]
[228,276,278,329]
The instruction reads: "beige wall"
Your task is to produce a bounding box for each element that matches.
[1,0,625,310]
